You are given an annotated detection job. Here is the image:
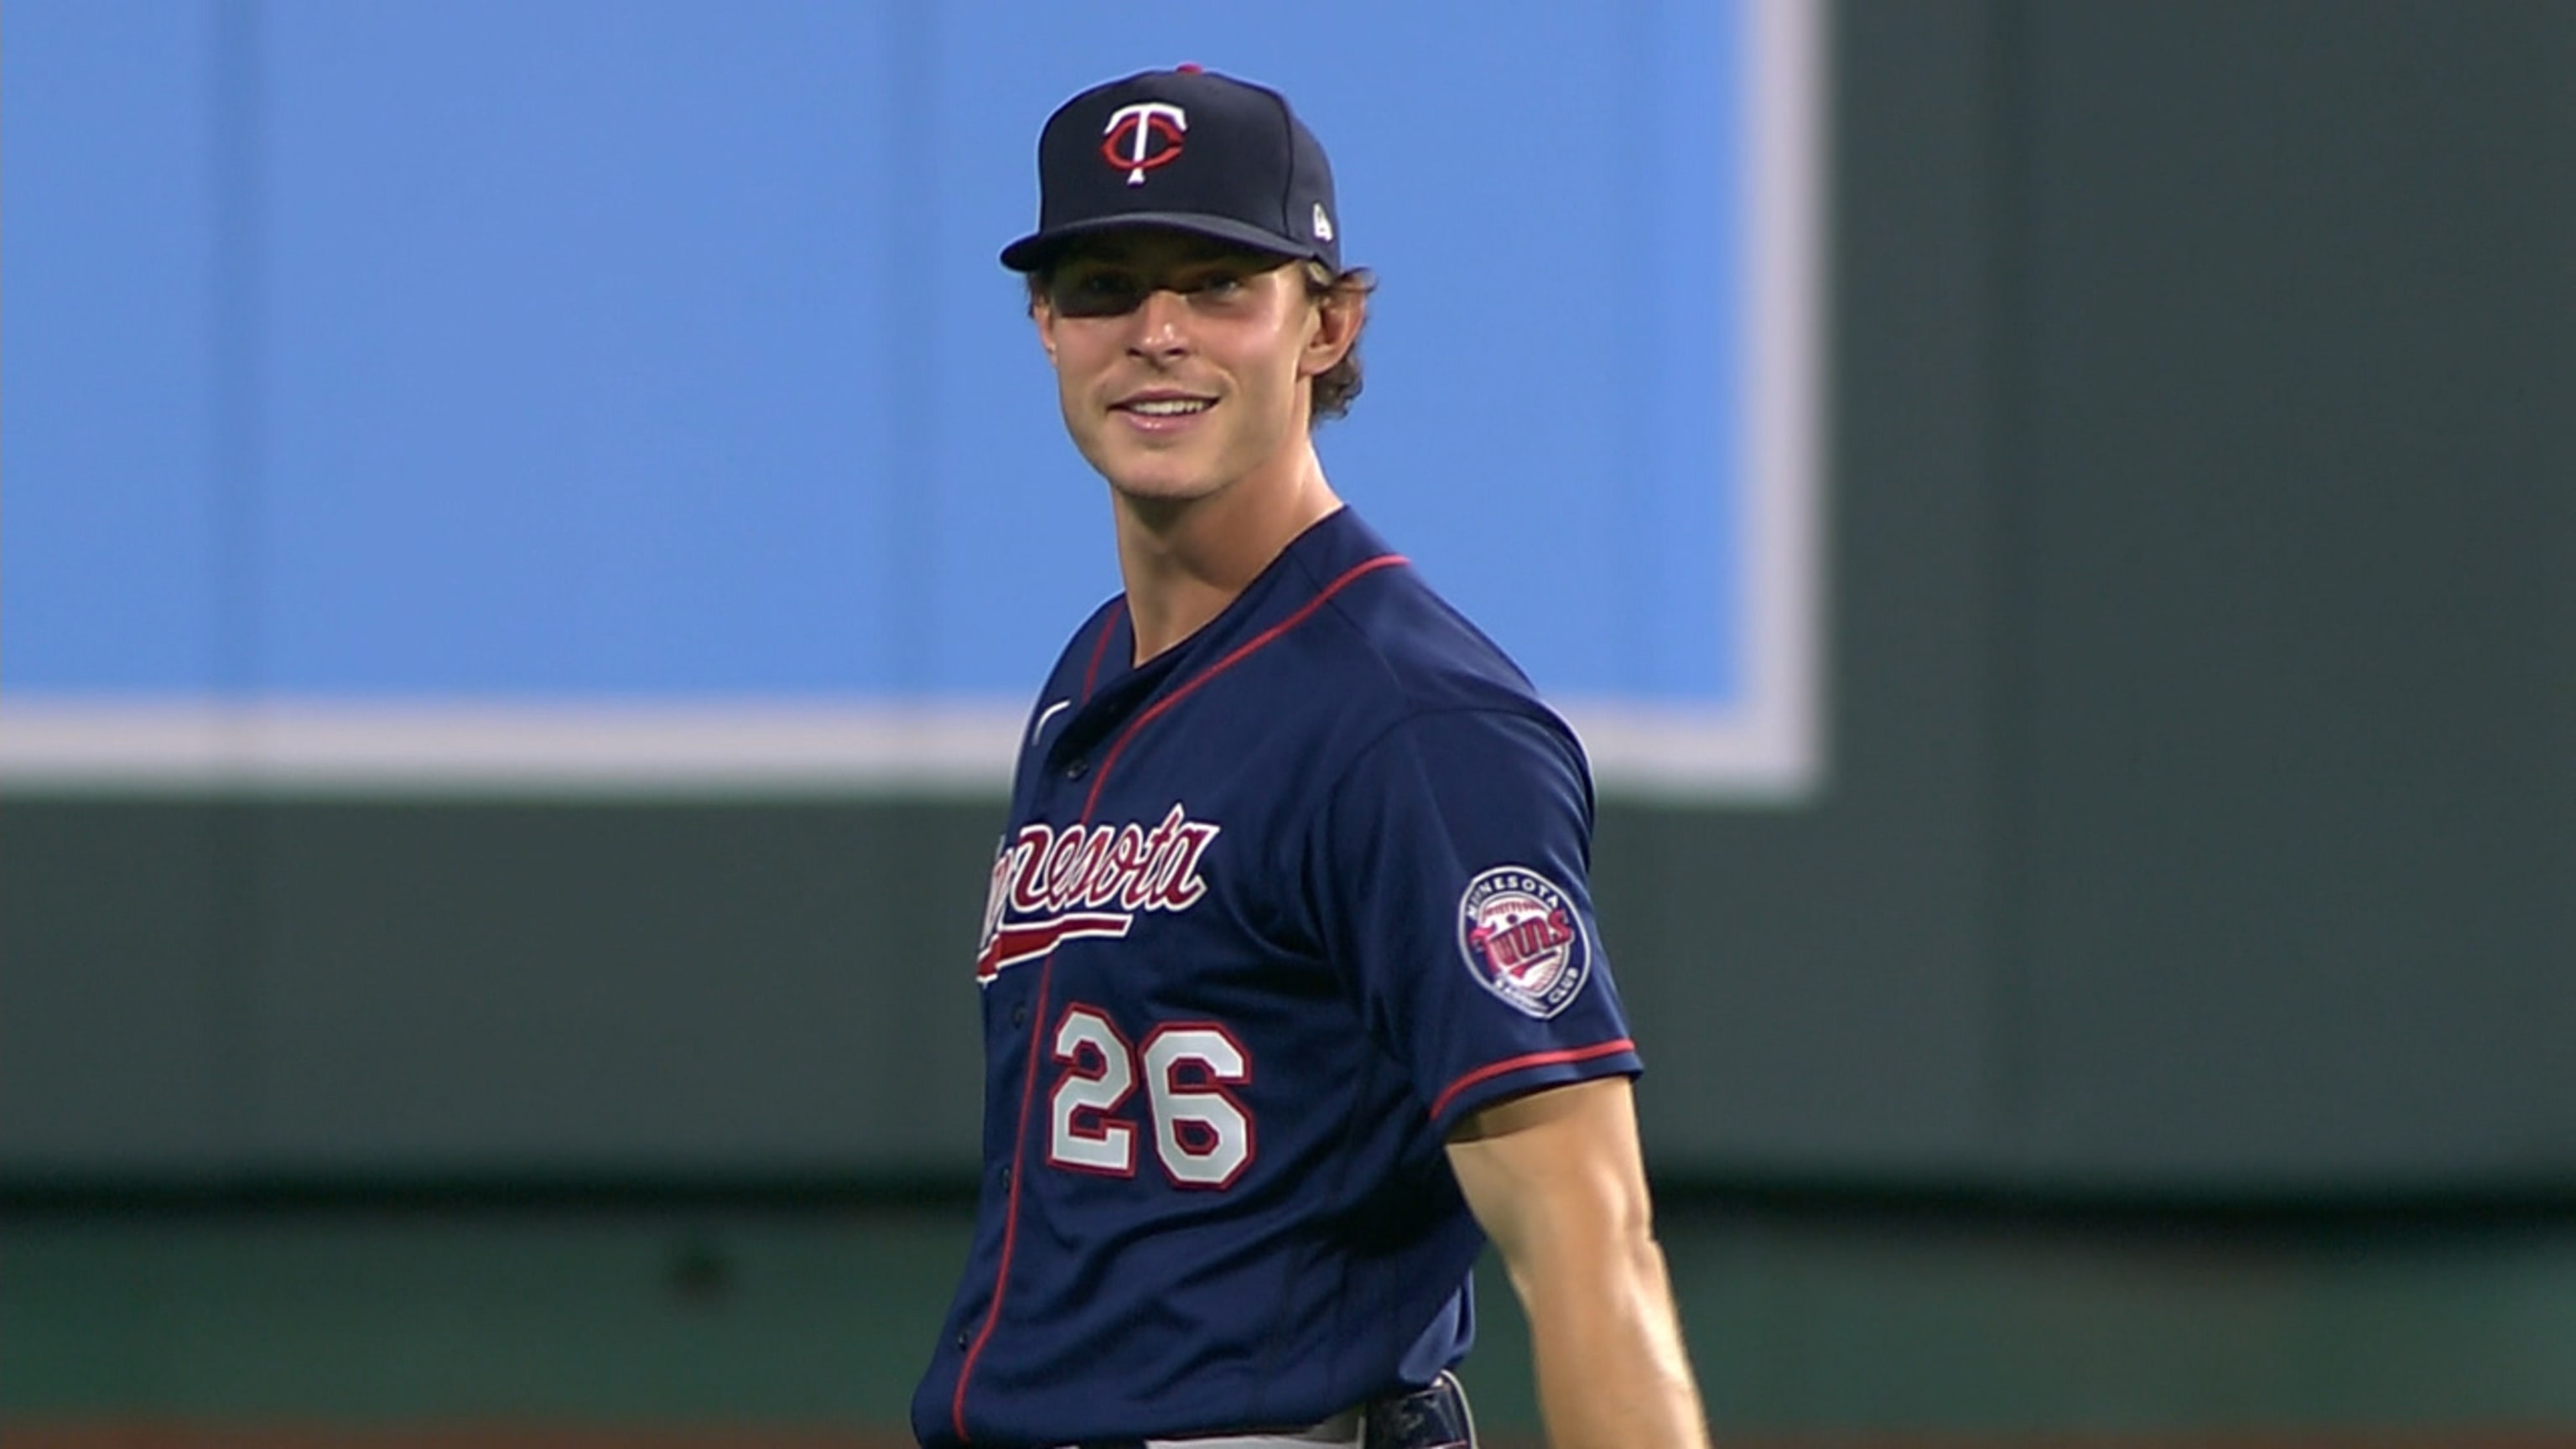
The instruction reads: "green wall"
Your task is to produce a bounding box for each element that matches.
[9,1207,2574,1436]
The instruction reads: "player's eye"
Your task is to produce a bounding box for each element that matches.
[1050,271,1148,318]
[1176,270,1264,313]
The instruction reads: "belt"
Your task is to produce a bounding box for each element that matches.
[1074,1369,1477,1449]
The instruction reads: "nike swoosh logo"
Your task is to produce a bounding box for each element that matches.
[1030,699,1072,746]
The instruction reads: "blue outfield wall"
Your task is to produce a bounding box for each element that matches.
[4,0,1749,707]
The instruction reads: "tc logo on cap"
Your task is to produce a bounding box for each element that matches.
[1102,101,1187,186]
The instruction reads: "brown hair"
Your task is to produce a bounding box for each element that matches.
[1024,260,1378,428]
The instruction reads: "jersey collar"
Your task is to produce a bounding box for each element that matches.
[1045,506,1395,773]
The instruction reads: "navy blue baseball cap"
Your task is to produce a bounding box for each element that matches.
[1000,65,1342,274]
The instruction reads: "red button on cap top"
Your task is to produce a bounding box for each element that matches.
[1176,62,1203,74]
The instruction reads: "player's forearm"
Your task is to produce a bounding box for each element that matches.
[1447,1079,1710,1449]
[1505,1227,1710,1449]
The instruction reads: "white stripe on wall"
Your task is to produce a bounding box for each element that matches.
[0,697,1812,802]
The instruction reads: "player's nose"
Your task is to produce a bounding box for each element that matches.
[1124,287,1192,358]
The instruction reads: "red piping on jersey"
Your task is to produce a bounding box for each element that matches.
[951,552,1405,1443]
[1427,1037,1639,1124]
[1081,600,1126,702]
[1078,554,1407,818]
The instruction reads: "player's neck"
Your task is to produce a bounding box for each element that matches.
[1112,444,1343,666]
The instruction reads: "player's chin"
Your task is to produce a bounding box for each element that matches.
[1094,440,1226,501]
[1105,465,1225,509]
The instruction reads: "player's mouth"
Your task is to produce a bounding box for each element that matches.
[1110,391,1217,434]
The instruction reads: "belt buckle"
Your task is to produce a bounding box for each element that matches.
[1362,1370,1476,1449]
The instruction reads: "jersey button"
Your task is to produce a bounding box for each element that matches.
[1010,1004,1027,1027]
[999,1166,1013,1188]
[1063,756,1088,780]
[954,1328,969,1350]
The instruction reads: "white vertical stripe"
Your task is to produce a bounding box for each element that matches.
[1730,0,1832,802]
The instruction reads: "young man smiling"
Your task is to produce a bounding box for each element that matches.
[1031,228,1364,663]
[912,65,1711,1449]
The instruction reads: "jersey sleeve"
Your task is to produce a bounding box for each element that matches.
[1305,707,1642,1138]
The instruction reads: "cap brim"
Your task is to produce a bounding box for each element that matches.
[1000,211,1321,272]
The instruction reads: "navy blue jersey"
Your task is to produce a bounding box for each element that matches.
[911,508,1641,1447]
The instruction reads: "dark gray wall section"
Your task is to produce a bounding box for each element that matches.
[242,804,990,1172]
[1605,0,2013,1177]
[6,0,2571,1192]
[3,802,991,1177]
[2000,0,2576,1187]
[3,807,236,1170]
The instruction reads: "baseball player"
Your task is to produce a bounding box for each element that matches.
[911,66,1711,1449]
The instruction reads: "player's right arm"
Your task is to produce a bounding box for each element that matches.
[1446,1076,1711,1449]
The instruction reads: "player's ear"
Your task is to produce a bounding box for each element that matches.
[1299,276,1364,380]
[1026,269,1062,361]
[1033,295,1061,363]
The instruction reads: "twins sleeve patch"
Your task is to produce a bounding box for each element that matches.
[1457,866,1593,1019]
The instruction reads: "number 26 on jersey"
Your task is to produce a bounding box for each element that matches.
[1046,1004,1254,1188]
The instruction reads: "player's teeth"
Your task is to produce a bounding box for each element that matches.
[1129,399,1210,415]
